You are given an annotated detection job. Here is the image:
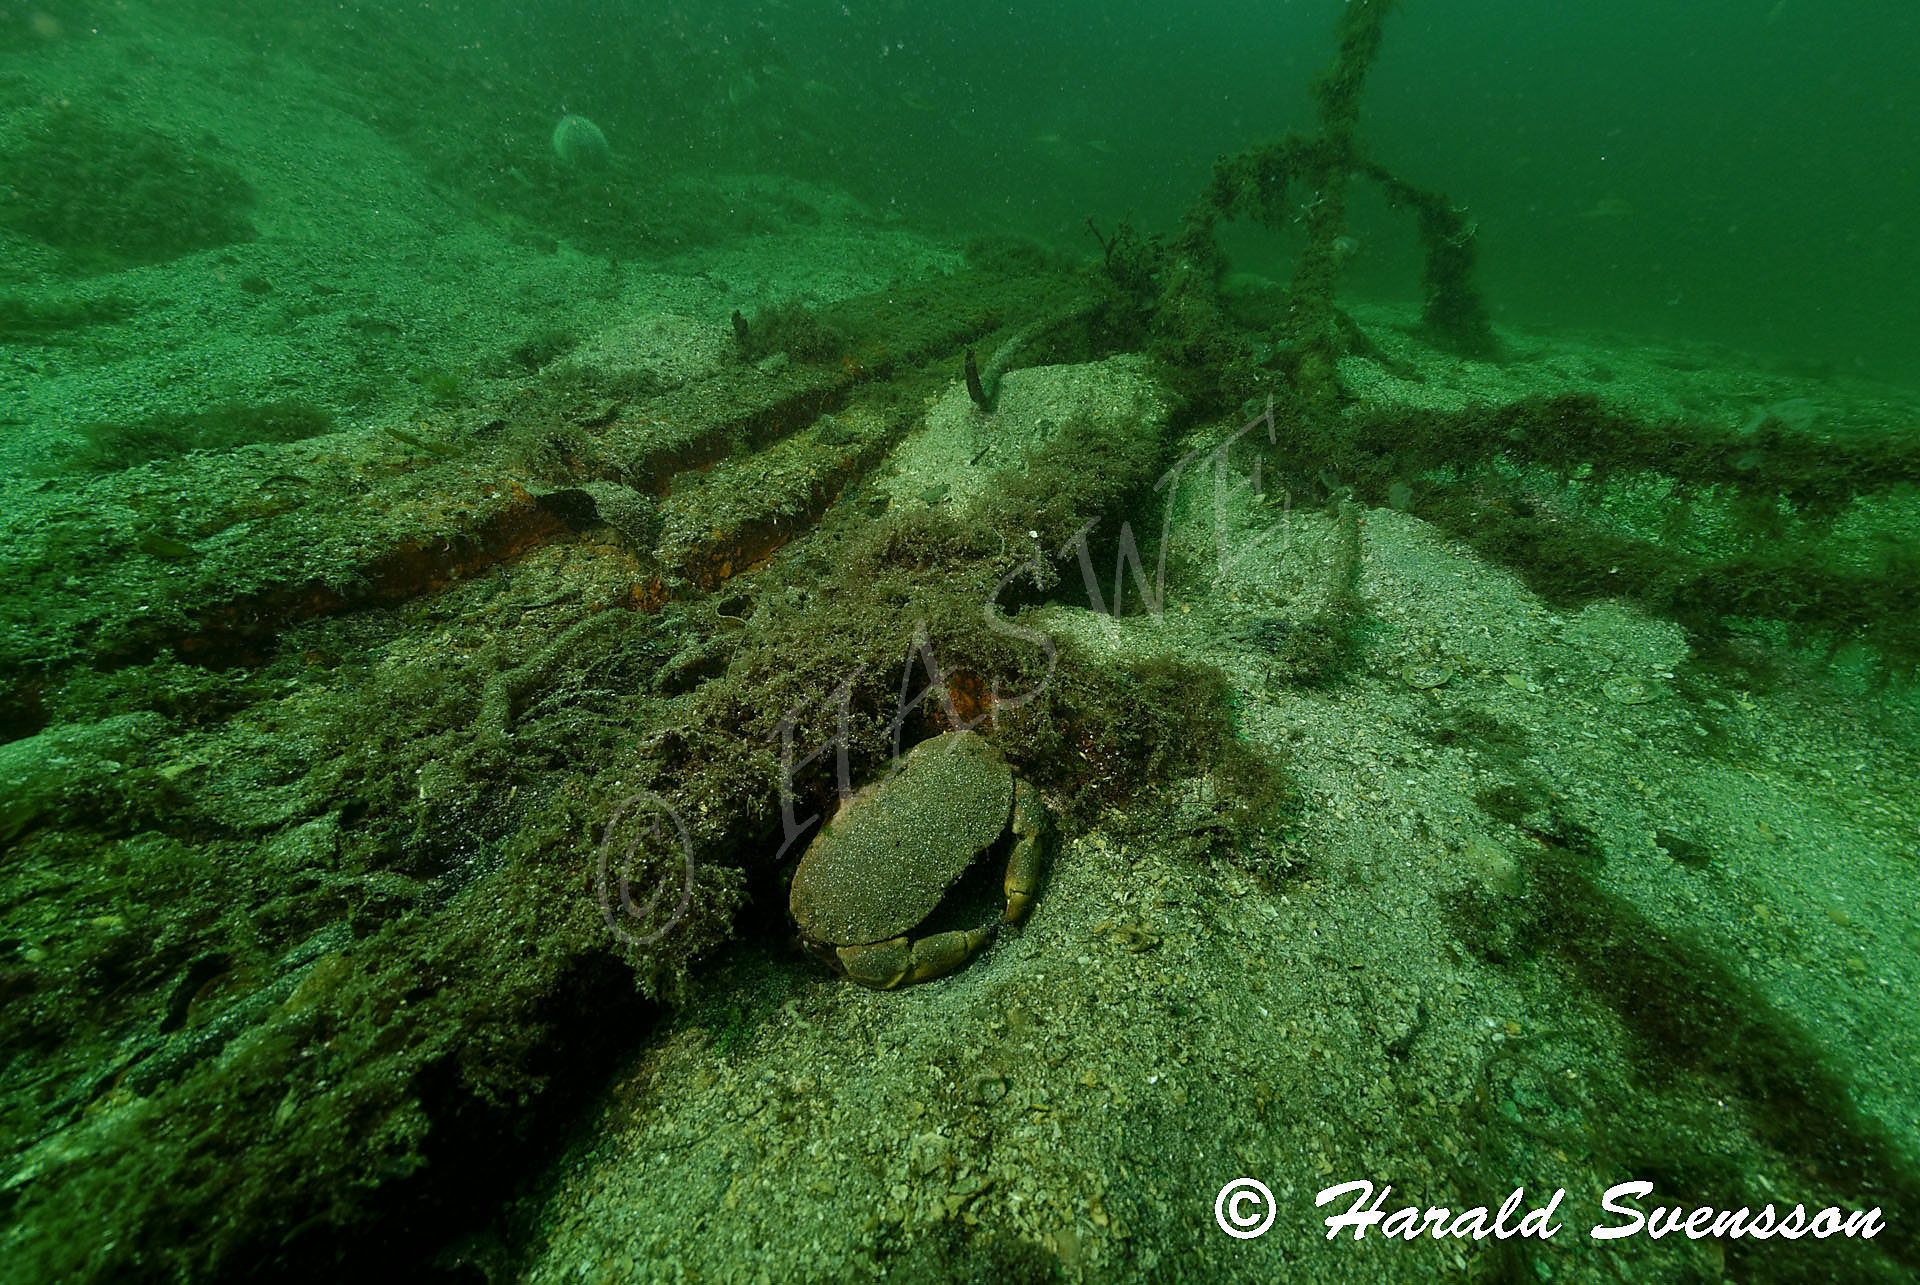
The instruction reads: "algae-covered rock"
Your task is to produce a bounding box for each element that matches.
[0,713,170,842]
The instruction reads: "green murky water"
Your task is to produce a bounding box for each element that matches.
[3,3,1917,1281]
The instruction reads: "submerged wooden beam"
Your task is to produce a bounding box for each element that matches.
[0,266,1094,707]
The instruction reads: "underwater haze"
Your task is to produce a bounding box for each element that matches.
[485,0,1920,386]
[5,1,1920,1282]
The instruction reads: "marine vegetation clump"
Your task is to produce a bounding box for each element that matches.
[1208,737,1307,876]
[311,606,668,877]
[1131,0,1493,416]
[0,596,748,1280]
[504,326,579,372]
[1300,391,1920,682]
[974,411,1171,556]
[687,384,1204,829]
[1020,650,1238,815]
[1357,160,1498,359]
[696,506,1031,770]
[61,400,336,472]
[1440,837,1920,1283]
[1,809,672,1283]
[0,108,256,267]
[406,364,466,406]
[0,292,135,342]
[732,299,846,364]
[0,629,699,1280]
[1084,218,1164,310]
[998,643,1307,875]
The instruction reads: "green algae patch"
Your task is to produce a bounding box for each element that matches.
[62,401,335,472]
[0,108,255,268]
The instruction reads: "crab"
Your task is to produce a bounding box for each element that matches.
[788,730,1050,989]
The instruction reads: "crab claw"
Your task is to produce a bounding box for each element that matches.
[910,926,996,983]
[836,926,996,989]
[836,938,914,989]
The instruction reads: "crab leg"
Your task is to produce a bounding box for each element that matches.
[1003,778,1050,924]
